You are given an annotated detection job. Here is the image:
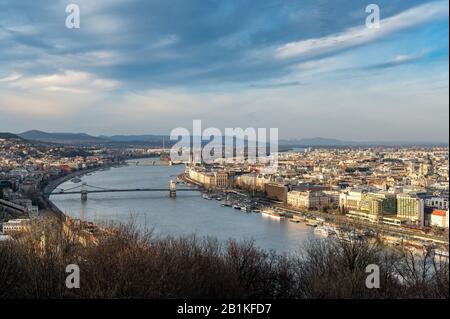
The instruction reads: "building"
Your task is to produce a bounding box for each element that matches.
[419,162,433,177]
[287,190,330,210]
[20,180,38,194]
[339,189,366,211]
[397,193,425,226]
[186,167,229,189]
[2,218,31,233]
[430,209,449,228]
[425,196,449,210]
[235,173,271,192]
[12,198,39,216]
[235,173,257,191]
[265,183,288,204]
[360,192,397,216]
[323,190,340,209]
[214,171,229,188]
[346,210,404,226]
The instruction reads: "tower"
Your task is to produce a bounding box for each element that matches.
[81,182,88,201]
[169,180,176,198]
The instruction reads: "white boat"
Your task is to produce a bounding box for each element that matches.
[261,209,285,220]
[261,208,273,217]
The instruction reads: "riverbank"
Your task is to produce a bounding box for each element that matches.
[41,156,164,218]
[177,173,448,254]
[39,163,122,220]
[278,204,447,241]
[43,155,165,198]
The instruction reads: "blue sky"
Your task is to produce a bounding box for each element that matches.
[0,0,448,141]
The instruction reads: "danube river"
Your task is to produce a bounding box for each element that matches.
[51,158,317,253]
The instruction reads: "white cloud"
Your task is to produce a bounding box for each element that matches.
[0,72,22,82]
[393,50,429,63]
[275,1,448,59]
[291,58,337,71]
[8,70,119,94]
[151,35,179,49]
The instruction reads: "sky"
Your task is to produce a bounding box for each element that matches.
[0,0,448,142]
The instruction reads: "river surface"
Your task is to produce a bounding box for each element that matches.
[51,158,317,253]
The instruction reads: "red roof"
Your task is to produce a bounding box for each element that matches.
[432,209,447,217]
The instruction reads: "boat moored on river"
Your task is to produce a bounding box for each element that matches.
[261,208,285,220]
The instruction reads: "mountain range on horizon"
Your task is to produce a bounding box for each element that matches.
[7,130,448,147]
[0,132,24,140]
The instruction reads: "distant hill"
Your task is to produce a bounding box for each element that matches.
[280,137,350,147]
[16,131,448,147]
[19,130,106,144]
[0,132,23,140]
[101,134,167,143]
[279,137,358,147]
[18,130,169,146]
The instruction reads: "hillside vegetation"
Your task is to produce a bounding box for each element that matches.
[0,218,448,299]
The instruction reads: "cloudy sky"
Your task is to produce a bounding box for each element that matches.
[0,0,448,141]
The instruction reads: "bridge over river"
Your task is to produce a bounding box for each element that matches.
[47,181,199,200]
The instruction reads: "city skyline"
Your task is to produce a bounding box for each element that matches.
[0,0,449,142]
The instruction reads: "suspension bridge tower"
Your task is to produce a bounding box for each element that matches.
[169,180,176,198]
[81,182,88,201]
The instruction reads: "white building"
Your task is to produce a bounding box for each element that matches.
[425,196,449,210]
[287,190,330,210]
[397,193,425,227]
[430,210,449,228]
[2,219,31,233]
[339,189,366,211]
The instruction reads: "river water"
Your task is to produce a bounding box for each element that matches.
[51,158,317,253]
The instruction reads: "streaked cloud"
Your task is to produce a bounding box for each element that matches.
[7,71,119,94]
[363,50,431,70]
[275,1,448,59]
[0,72,22,82]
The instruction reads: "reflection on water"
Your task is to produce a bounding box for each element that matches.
[51,158,317,253]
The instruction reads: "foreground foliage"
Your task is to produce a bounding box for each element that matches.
[0,219,448,299]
